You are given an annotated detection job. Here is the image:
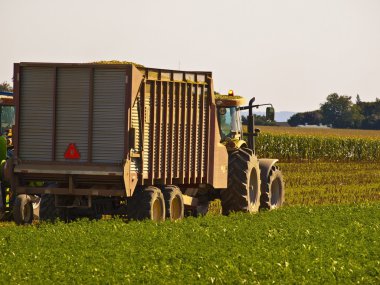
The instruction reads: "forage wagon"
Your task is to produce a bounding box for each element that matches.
[4,62,285,224]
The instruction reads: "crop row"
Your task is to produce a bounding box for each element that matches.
[255,133,380,161]
[279,162,380,206]
[258,126,380,139]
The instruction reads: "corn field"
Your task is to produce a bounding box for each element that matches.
[255,133,380,162]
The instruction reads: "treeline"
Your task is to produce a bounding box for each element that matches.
[0,82,12,92]
[242,114,277,126]
[288,93,380,130]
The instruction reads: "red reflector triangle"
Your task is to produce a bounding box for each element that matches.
[64,143,80,159]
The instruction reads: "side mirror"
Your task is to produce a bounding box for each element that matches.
[266,107,275,121]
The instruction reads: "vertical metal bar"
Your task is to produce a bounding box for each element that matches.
[197,85,204,183]
[175,82,181,179]
[148,81,155,184]
[13,64,21,159]
[191,85,199,184]
[161,82,168,183]
[167,82,174,184]
[124,67,132,160]
[156,81,162,179]
[205,84,211,184]
[180,82,186,184]
[51,67,57,161]
[140,81,145,184]
[87,68,94,162]
[186,84,192,184]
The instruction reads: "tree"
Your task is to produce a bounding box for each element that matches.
[320,93,363,128]
[288,110,323,126]
[357,100,380,129]
[0,81,12,92]
[242,115,277,126]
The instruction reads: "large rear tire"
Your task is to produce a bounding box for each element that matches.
[127,186,165,222]
[163,186,184,221]
[13,194,33,225]
[221,148,261,215]
[260,166,285,210]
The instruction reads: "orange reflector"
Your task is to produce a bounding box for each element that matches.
[64,143,80,159]
[228,90,234,96]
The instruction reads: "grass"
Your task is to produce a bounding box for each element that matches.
[0,203,379,284]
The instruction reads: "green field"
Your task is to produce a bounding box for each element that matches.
[280,162,380,205]
[0,204,379,284]
[1,126,379,284]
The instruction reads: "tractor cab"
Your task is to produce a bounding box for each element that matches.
[215,90,245,142]
[215,90,275,152]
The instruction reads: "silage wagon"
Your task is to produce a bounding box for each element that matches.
[5,62,284,224]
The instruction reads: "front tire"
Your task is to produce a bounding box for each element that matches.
[221,148,261,215]
[13,194,33,225]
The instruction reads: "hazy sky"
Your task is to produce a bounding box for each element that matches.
[1,0,380,112]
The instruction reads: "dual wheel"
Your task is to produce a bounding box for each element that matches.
[127,185,184,222]
[221,148,285,215]
[12,194,41,225]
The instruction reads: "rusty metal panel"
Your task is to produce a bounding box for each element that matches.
[92,69,125,163]
[55,68,90,162]
[19,67,55,161]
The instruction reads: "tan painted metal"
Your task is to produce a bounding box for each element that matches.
[182,194,198,207]
[11,62,229,199]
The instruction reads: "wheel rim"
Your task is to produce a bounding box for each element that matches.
[32,197,41,210]
[170,195,182,221]
[248,168,259,211]
[270,177,282,208]
[152,197,163,222]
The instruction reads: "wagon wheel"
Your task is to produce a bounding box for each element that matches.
[13,194,34,225]
[162,185,184,221]
[127,186,165,222]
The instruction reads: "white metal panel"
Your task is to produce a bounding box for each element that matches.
[56,68,89,162]
[19,67,54,161]
[92,69,125,163]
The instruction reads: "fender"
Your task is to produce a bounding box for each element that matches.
[235,140,248,149]
[258,158,279,184]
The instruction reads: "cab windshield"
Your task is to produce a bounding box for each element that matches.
[217,106,242,140]
[0,106,15,135]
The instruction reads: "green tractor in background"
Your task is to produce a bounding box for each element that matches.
[0,93,15,220]
[0,93,41,221]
